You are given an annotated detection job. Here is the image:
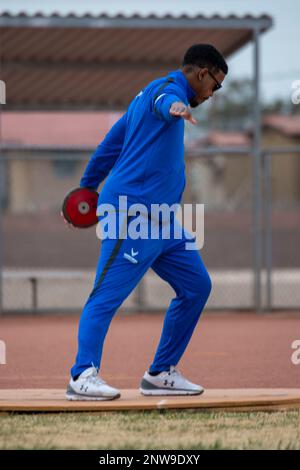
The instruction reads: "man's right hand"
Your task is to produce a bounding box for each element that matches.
[169,102,198,125]
[61,211,78,230]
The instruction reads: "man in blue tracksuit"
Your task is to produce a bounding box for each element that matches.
[66,44,228,400]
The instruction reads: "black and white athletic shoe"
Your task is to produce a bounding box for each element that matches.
[140,366,204,396]
[66,366,121,401]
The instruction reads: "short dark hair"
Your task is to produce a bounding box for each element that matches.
[182,44,228,75]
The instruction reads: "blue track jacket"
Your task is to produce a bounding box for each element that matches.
[80,70,196,211]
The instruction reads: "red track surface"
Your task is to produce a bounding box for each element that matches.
[0,312,299,390]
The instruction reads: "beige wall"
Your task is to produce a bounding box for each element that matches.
[185,156,227,207]
[6,133,300,213]
[190,131,300,208]
[8,152,88,212]
[262,131,300,203]
[223,131,300,204]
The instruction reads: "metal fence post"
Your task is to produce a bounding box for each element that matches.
[253,27,263,312]
[0,171,2,315]
[265,153,273,311]
[262,152,273,311]
[0,107,3,315]
[29,277,38,313]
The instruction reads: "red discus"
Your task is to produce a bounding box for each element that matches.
[61,187,99,228]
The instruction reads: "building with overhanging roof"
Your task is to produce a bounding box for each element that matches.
[0,11,272,109]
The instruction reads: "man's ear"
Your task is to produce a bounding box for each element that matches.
[198,67,208,80]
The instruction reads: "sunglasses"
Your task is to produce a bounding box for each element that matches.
[207,69,222,92]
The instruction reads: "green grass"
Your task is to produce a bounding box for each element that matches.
[0,409,300,450]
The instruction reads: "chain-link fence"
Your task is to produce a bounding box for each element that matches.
[262,149,300,310]
[186,150,254,310]
[0,146,299,313]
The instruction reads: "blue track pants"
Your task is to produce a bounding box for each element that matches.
[71,212,212,378]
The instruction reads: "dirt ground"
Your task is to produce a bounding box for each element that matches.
[0,311,299,390]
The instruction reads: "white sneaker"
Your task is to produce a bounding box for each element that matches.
[66,366,121,401]
[139,366,204,396]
